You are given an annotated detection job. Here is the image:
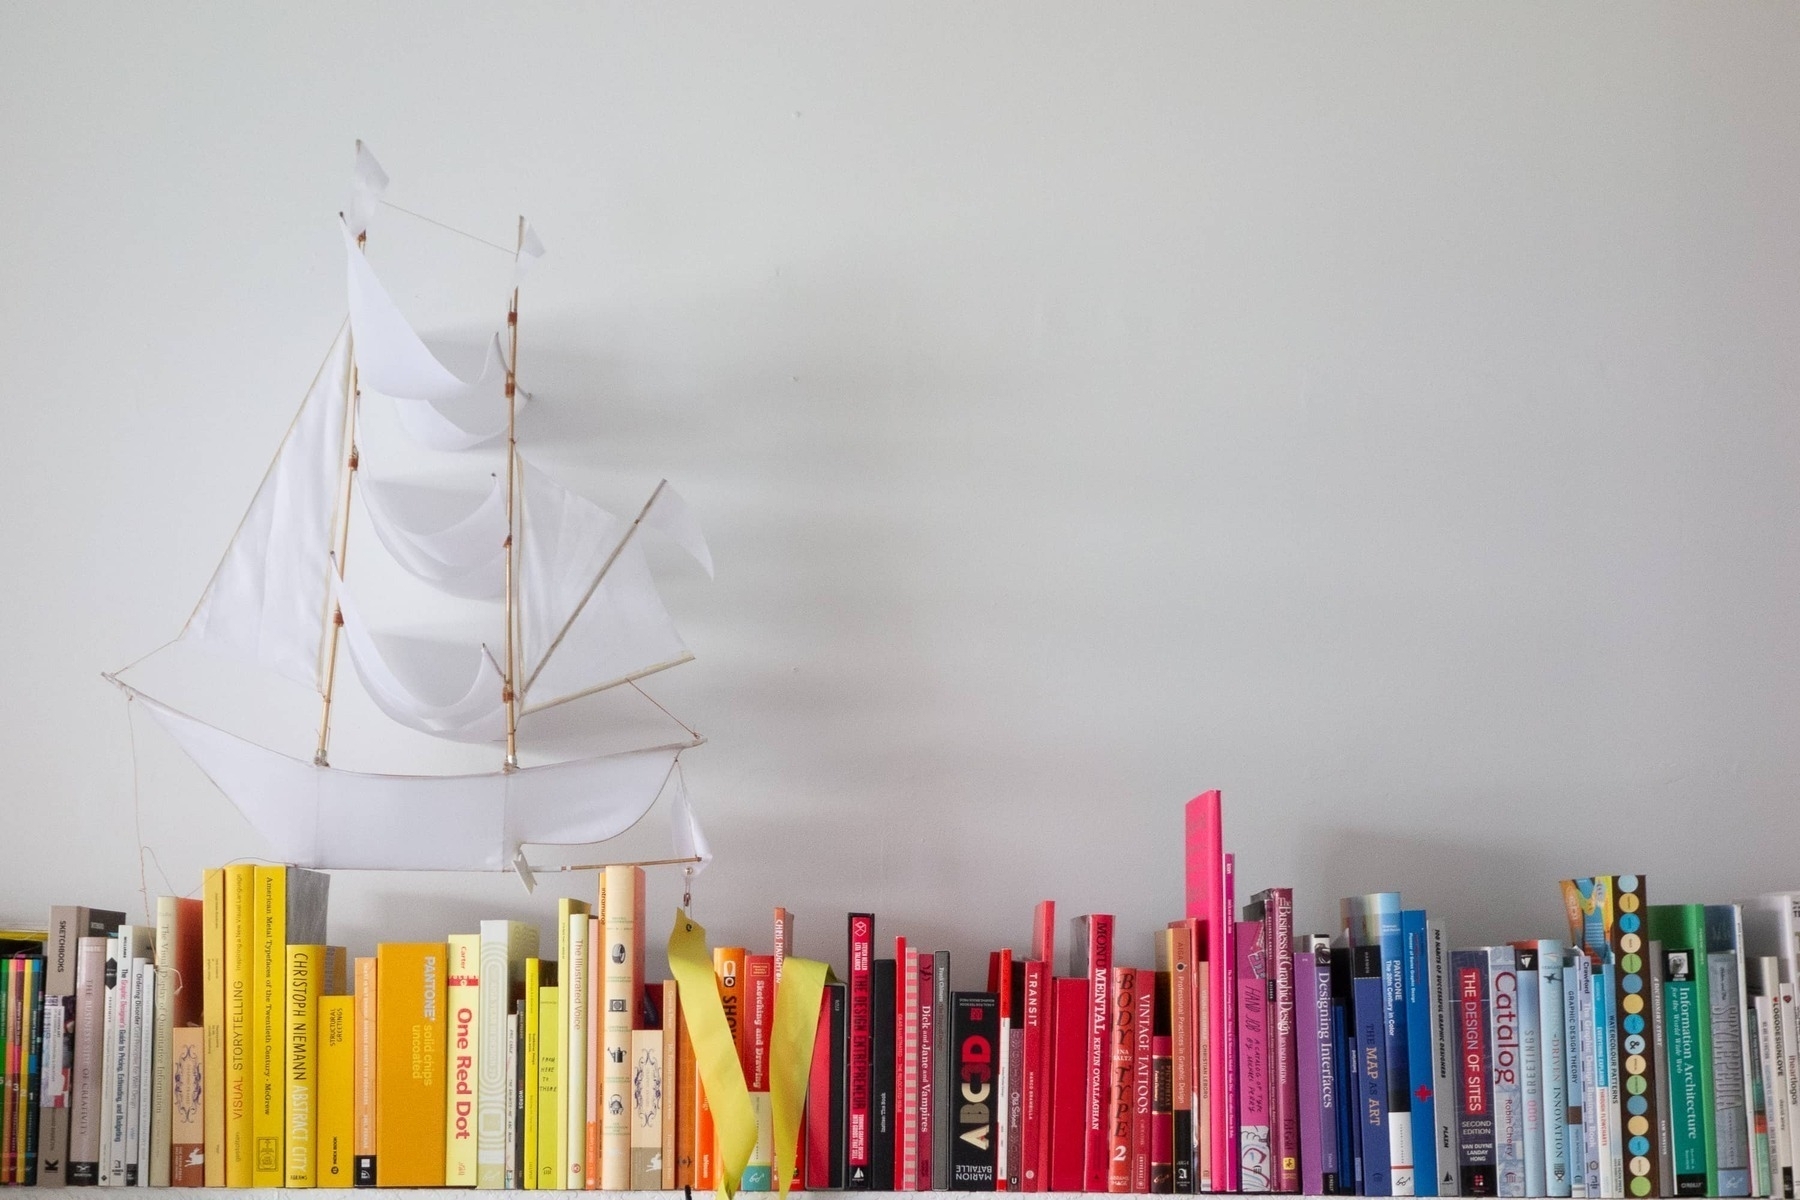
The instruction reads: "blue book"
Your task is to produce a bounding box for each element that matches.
[1515,944,1546,1198]
[1402,911,1439,1196]
[1355,943,1393,1196]
[1536,940,1572,1198]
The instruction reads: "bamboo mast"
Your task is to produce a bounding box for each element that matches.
[502,216,524,770]
[314,227,366,767]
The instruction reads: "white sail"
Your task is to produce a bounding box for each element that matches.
[516,463,700,712]
[333,574,507,742]
[124,686,693,871]
[669,773,713,874]
[181,324,351,690]
[357,453,508,599]
[344,141,389,240]
[343,224,516,450]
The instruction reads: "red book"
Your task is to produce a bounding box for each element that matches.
[1131,967,1155,1193]
[917,952,937,1191]
[1106,966,1137,1193]
[847,914,873,1188]
[1019,960,1049,1192]
[988,949,1014,1191]
[1072,916,1115,1192]
[803,983,845,1191]
[1048,977,1090,1193]
[1184,791,1228,1195]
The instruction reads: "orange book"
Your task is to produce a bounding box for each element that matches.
[353,958,377,1186]
[676,988,698,1188]
[1107,966,1138,1193]
[374,944,447,1187]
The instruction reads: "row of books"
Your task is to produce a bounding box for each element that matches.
[3,791,1800,1196]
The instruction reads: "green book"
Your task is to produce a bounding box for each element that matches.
[1664,949,1706,1196]
[1650,904,1718,1197]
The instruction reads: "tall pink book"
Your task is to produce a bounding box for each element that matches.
[1223,852,1239,1192]
[1235,919,1271,1193]
[1184,791,1228,1192]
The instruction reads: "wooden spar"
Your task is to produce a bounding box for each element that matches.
[313,226,366,767]
[502,216,524,770]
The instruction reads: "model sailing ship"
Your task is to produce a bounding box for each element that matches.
[108,144,715,878]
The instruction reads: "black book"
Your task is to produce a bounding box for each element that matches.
[1329,945,1357,1194]
[1152,975,1174,1193]
[950,991,999,1191]
[825,980,848,1189]
[513,999,526,1186]
[871,958,897,1191]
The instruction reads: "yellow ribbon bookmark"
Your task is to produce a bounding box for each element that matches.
[769,957,828,1200]
[667,910,757,1200]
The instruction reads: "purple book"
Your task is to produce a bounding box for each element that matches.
[1298,935,1340,1195]
[1237,918,1272,1192]
[1264,889,1299,1193]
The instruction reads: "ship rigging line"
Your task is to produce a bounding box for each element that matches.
[379,199,519,256]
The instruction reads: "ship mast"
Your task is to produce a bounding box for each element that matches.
[314,227,366,767]
[502,215,524,770]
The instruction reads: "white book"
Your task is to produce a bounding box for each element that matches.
[1517,947,1546,1198]
[599,867,644,1191]
[1427,921,1460,1196]
[103,926,153,1186]
[476,921,538,1189]
[132,961,156,1185]
[503,1010,519,1188]
[1751,959,1790,1199]
[1575,954,1603,1199]
[98,936,122,1187]
[563,912,589,1189]
[1782,986,1800,1198]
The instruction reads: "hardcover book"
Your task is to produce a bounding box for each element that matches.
[479,920,539,1190]
[871,957,897,1191]
[1427,921,1459,1198]
[1184,791,1229,1194]
[318,993,352,1189]
[1049,978,1090,1193]
[1401,912,1439,1198]
[1704,905,1755,1198]
[1107,965,1139,1194]
[1072,913,1116,1193]
[742,953,775,1192]
[1236,919,1272,1193]
[1451,948,1495,1197]
[353,957,376,1187]
[629,1028,664,1190]
[919,951,937,1191]
[285,944,322,1187]
[1258,890,1301,1194]
[951,992,999,1191]
[1131,966,1155,1193]
[1020,958,1048,1192]
[446,933,480,1187]
[1512,944,1544,1198]
[553,897,588,1190]
[254,866,330,1189]
[1488,946,1524,1198]
[41,906,125,1189]
[170,1024,206,1188]
[847,913,873,1190]
[374,943,448,1187]
[1531,941,1570,1200]
[149,895,202,1189]
[1665,947,1706,1196]
[1151,973,1174,1194]
[599,867,643,1191]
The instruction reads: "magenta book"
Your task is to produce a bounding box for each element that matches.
[1235,918,1271,1193]
[1184,791,1229,1189]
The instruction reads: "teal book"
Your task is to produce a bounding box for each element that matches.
[1649,904,1717,1197]
[1664,949,1706,1196]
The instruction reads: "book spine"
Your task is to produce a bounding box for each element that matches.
[1751,964,1789,1199]
[742,954,775,1192]
[522,960,542,1191]
[1191,926,1209,1194]
[1020,959,1046,1192]
[480,922,541,1190]
[286,945,320,1187]
[1513,946,1544,1199]
[373,944,447,1187]
[1006,962,1024,1192]
[1749,997,1774,1200]
[1561,950,1587,1200]
[26,958,45,1186]
[1488,947,1523,1198]
[805,985,834,1190]
[317,994,352,1189]
[562,913,588,1189]
[505,1007,520,1188]
[1781,987,1800,1200]
[3,959,16,1186]
[870,957,896,1191]
[149,899,176,1189]
[1236,920,1272,1193]
[1576,954,1601,1199]
[131,959,153,1185]
[901,945,920,1192]
[352,958,376,1187]
[537,986,560,1191]
[251,866,286,1189]
[1164,927,1195,1196]
[1152,969,1174,1195]
[1535,942,1570,1199]
[1106,966,1136,1193]
[1668,948,1707,1195]
[1403,913,1439,1198]
[168,1023,205,1188]
[1707,906,1755,1198]
[39,909,80,1189]
[1075,914,1116,1193]
[1184,791,1229,1193]
[675,981,698,1191]
[1428,922,1460,1198]
[1597,963,1624,1197]
[933,951,952,1191]
[1297,944,1324,1196]
[918,951,937,1191]
[1367,896,1416,1197]
[1261,892,1297,1194]
[1132,967,1155,1193]
[217,867,251,1187]
[1332,957,1357,1194]
[1049,978,1089,1193]
[1451,949,1495,1197]
[835,977,852,1190]
[599,868,641,1191]
[445,934,479,1187]
[847,914,873,1189]
[585,914,601,1190]
[1223,856,1239,1193]
[1611,877,1661,1200]
[951,993,999,1191]
[1356,942,1393,1196]
[628,1028,663,1189]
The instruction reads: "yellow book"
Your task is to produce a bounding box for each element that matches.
[375,943,448,1187]
[522,958,544,1190]
[201,868,225,1187]
[558,902,590,1188]
[252,866,286,1186]
[286,944,322,1187]
[224,864,256,1187]
[353,957,377,1185]
[445,933,479,1187]
[536,985,559,1190]
[601,866,645,1189]
[317,994,354,1189]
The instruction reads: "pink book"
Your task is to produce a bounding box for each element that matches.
[1223,852,1240,1192]
[917,952,936,1191]
[1019,960,1049,1192]
[1072,916,1115,1193]
[1131,967,1155,1193]
[1184,791,1229,1190]
[900,942,919,1191]
[1235,918,1271,1193]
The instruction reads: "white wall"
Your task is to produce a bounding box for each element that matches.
[3,3,1797,979]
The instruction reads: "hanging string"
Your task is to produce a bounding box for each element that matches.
[113,637,176,681]
[124,696,178,920]
[631,680,701,741]
[378,200,518,257]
